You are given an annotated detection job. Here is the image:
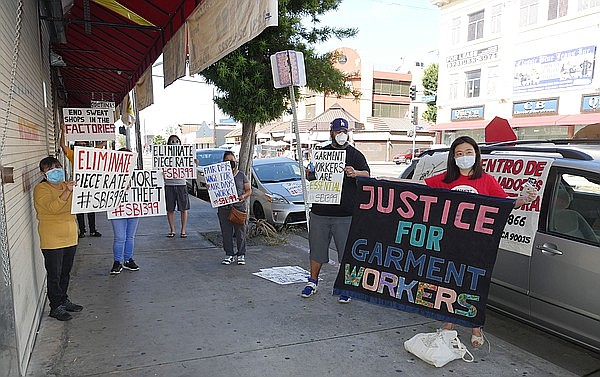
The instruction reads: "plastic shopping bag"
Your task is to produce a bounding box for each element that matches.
[404,330,474,368]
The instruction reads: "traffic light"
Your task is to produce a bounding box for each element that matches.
[409,85,417,101]
[411,106,419,125]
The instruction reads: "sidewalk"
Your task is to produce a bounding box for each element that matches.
[26,196,585,377]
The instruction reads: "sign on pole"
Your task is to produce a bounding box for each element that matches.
[270,50,307,89]
[72,147,136,214]
[107,169,166,219]
[307,149,346,204]
[63,108,116,141]
[151,144,197,180]
[204,162,238,208]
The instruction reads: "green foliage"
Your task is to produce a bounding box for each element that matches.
[200,0,356,125]
[152,135,166,145]
[422,63,438,123]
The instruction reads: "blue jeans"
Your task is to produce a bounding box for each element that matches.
[111,217,140,262]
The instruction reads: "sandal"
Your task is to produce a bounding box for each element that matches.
[180,233,187,238]
[471,329,485,348]
[166,233,175,238]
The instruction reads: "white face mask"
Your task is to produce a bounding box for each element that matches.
[455,155,476,170]
[334,133,348,145]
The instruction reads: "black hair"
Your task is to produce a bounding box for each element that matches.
[442,136,483,183]
[167,135,181,144]
[223,151,235,161]
[118,147,132,152]
[39,156,61,172]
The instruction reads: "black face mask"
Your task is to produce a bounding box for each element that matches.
[229,160,237,170]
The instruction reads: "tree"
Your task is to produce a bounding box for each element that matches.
[152,135,166,145]
[200,0,356,176]
[422,63,438,123]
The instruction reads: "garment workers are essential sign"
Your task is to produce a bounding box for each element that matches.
[107,170,166,219]
[72,147,136,214]
[333,178,514,328]
[151,145,196,180]
[307,149,346,204]
[63,108,116,141]
[204,162,238,208]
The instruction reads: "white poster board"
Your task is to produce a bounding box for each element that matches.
[151,144,196,180]
[63,108,116,141]
[307,150,346,204]
[203,162,238,208]
[252,266,311,285]
[72,147,136,214]
[107,170,166,219]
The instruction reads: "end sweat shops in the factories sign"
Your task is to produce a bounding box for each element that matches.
[334,178,514,328]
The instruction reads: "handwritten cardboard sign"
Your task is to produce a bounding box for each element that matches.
[151,145,196,180]
[307,149,346,204]
[63,108,116,141]
[204,162,238,208]
[72,147,136,214]
[107,170,166,219]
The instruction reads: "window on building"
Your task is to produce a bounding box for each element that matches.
[487,66,499,96]
[467,10,484,41]
[449,73,459,100]
[451,17,461,45]
[491,4,502,33]
[372,103,408,118]
[305,103,316,120]
[520,0,539,26]
[465,70,481,98]
[373,79,406,96]
[577,0,600,10]
[549,0,568,19]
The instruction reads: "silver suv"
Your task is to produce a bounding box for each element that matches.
[401,140,600,352]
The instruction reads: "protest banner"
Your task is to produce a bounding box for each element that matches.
[62,107,116,141]
[333,178,514,328]
[307,149,346,204]
[151,144,196,180]
[107,170,166,219]
[72,147,136,214]
[204,162,238,208]
[413,154,552,256]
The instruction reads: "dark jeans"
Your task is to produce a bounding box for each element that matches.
[77,212,96,233]
[42,246,77,310]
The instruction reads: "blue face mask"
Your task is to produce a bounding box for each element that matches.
[45,168,65,184]
[168,140,180,145]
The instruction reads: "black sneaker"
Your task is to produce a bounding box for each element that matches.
[123,259,139,271]
[78,231,86,238]
[62,299,83,312]
[110,261,123,275]
[49,306,72,321]
[90,230,102,237]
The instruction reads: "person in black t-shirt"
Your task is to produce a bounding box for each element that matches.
[301,118,370,303]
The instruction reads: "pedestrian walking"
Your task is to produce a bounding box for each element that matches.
[301,118,370,303]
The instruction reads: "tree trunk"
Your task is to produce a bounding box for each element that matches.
[239,121,256,179]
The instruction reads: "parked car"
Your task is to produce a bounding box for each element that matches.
[400,140,600,352]
[187,148,227,197]
[250,157,307,227]
[393,148,425,165]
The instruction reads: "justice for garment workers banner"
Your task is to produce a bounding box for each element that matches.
[151,144,196,180]
[204,162,238,208]
[107,170,166,219]
[413,154,552,256]
[63,107,116,141]
[72,147,136,214]
[307,149,346,204]
[333,178,514,328]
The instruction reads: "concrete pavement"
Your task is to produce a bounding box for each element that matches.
[26,196,597,376]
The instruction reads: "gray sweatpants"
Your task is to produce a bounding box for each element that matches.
[217,207,247,256]
[308,213,352,264]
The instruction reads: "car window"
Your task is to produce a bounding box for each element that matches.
[196,150,225,166]
[254,161,301,183]
[548,173,600,245]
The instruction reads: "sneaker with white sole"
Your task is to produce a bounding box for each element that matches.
[110,261,122,275]
[221,256,235,265]
[123,258,139,271]
[301,281,317,297]
[237,255,245,265]
[338,295,351,304]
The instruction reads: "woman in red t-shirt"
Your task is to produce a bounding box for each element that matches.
[424,136,536,347]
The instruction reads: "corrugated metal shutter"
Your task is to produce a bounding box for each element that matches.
[0,0,55,375]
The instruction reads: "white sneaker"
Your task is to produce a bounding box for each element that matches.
[301,282,317,297]
[221,256,235,265]
[237,255,246,265]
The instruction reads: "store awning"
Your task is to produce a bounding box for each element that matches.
[429,120,488,131]
[509,115,566,127]
[555,113,600,126]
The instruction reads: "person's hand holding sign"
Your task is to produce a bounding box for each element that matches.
[344,165,369,179]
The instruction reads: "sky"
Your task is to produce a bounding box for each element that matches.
[139,0,440,136]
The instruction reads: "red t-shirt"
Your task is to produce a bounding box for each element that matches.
[424,172,507,198]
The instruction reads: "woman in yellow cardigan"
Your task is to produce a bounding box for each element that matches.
[33,156,83,321]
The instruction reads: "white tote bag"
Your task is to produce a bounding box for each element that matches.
[404,330,474,367]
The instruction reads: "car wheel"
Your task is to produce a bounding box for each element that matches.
[253,202,265,220]
[192,181,199,197]
[405,158,411,165]
[395,161,401,165]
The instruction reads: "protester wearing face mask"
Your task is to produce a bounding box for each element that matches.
[301,118,370,303]
[218,151,252,265]
[33,156,83,321]
[164,134,191,238]
[424,135,537,347]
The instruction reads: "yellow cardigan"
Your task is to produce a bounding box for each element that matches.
[33,181,78,249]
